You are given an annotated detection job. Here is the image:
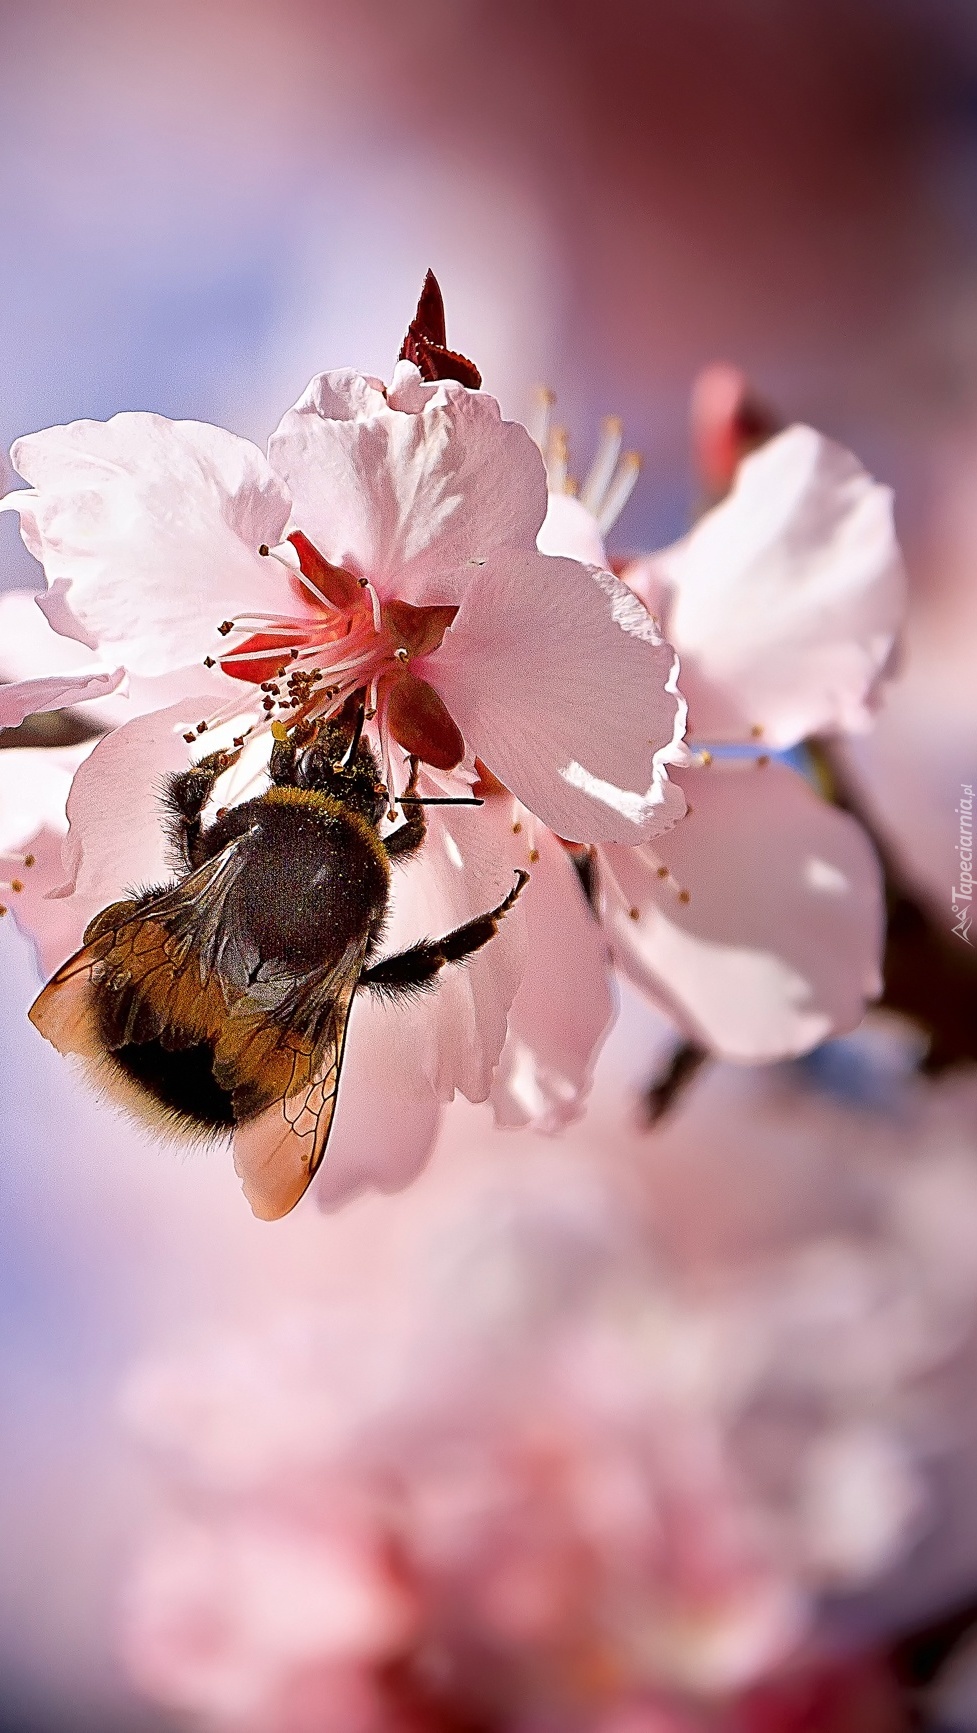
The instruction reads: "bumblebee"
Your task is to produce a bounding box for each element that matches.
[29,715,527,1219]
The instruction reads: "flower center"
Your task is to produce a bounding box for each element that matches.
[212,531,464,776]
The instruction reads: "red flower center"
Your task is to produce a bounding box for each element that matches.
[219,531,464,771]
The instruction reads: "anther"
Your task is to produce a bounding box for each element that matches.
[395,647,409,662]
[756,755,770,768]
[750,724,764,739]
[699,750,713,766]
[512,822,522,834]
[183,732,196,743]
[218,621,234,636]
[629,906,640,921]
[678,889,691,903]
[23,855,35,869]
[196,721,208,734]
[9,880,23,894]
[203,656,216,668]
[528,848,539,863]
[657,865,668,878]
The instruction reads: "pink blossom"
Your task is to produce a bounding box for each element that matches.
[534,410,901,1063]
[2,349,688,1213]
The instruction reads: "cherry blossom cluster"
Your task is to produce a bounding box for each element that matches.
[0,277,905,1211]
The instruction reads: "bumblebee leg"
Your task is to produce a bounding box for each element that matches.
[383,759,426,862]
[359,870,528,994]
[164,747,242,868]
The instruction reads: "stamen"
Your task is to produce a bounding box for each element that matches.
[528,385,556,456]
[218,643,314,667]
[546,426,570,495]
[595,452,641,534]
[358,576,383,634]
[580,416,623,517]
[260,541,346,613]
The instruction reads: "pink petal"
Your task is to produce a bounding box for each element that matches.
[491,826,615,1132]
[0,592,203,729]
[537,492,609,567]
[0,666,125,728]
[379,795,529,1106]
[310,994,445,1211]
[50,696,218,938]
[627,426,906,748]
[431,553,687,843]
[267,370,548,604]
[2,414,291,675]
[601,758,884,1061]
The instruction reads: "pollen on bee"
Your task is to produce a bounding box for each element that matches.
[271,721,289,742]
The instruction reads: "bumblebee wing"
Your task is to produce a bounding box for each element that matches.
[28,837,254,1058]
[230,939,365,1221]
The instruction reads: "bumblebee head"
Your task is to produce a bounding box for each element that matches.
[283,715,388,826]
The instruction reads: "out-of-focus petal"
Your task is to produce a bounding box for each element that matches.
[0,666,125,728]
[537,491,609,567]
[601,759,884,1061]
[491,825,616,1132]
[2,414,291,674]
[0,745,90,974]
[627,426,906,748]
[432,555,686,844]
[268,369,548,603]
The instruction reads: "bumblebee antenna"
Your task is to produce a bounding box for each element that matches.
[339,702,367,768]
[399,795,484,805]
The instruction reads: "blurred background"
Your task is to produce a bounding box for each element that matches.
[3,2,977,1728]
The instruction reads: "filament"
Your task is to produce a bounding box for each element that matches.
[596,453,641,534]
[580,416,623,517]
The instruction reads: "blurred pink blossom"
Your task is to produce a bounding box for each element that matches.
[120,1045,977,1729]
